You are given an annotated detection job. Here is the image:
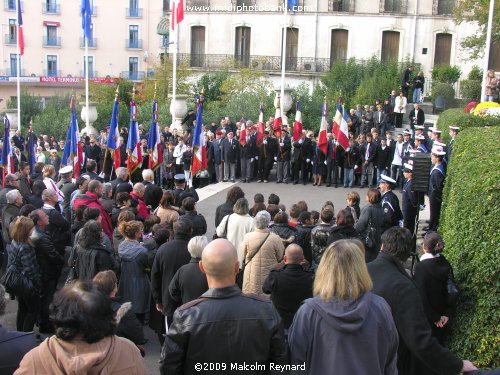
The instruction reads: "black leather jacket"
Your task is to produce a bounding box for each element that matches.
[160,285,288,375]
[31,225,64,281]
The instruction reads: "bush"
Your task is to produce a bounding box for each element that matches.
[436,108,500,143]
[460,80,482,102]
[432,65,462,84]
[440,126,500,368]
[431,83,456,106]
[468,65,483,81]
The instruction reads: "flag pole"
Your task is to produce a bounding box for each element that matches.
[172,5,177,129]
[85,36,90,134]
[280,0,287,118]
[480,0,494,102]
[16,19,21,132]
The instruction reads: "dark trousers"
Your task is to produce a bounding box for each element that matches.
[326,160,340,186]
[428,197,442,231]
[17,294,40,332]
[403,209,417,236]
[39,278,57,332]
[395,113,404,128]
[258,157,272,181]
[292,159,302,183]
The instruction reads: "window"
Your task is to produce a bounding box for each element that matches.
[7,0,16,10]
[47,55,58,76]
[381,30,400,62]
[84,56,94,78]
[329,0,354,12]
[128,0,142,17]
[489,42,500,71]
[330,29,348,64]
[436,0,454,15]
[383,0,406,13]
[45,0,58,13]
[190,26,205,67]
[8,19,16,44]
[46,25,58,46]
[163,0,169,12]
[10,54,17,76]
[434,33,452,65]
[283,27,298,71]
[129,25,139,48]
[129,57,139,80]
[235,26,251,67]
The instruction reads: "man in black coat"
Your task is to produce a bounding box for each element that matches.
[262,244,313,329]
[360,134,377,188]
[409,103,425,132]
[171,174,199,208]
[325,133,343,188]
[239,127,256,183]
[379,175,403,232]
[401,163,418,236]
[57,166,77,222]
[257,131,277,183]
[181,197,206,237]
[375,138,392,183]
[222,131,239,183]
[41,189,71,257]
[151,217,192,326]
[142,169,163,210]
[160,239,287,374]
[275,127,292,184]
[368,227,475,375]
[426,150,446,232]
[401,65,413,98]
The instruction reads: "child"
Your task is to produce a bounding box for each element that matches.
[182,145,193,187]
[346,191,361,223]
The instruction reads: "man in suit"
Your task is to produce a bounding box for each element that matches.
[212,131,223,182]
[373,105,387,135]
[222,131,239,183]
[276,126,292,184]
[409,103,425,132]
[325,133,342,188]
[360,133,377,188]
[292,132,305,185]
[257,131,277,183]
[239,124,255,183]
[401,65,413,98]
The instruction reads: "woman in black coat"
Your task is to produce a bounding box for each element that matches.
[354,188,384,263]
[214,186,244,227]
[413,232,454,344]
[327,209,363,246]
[270,211,297,247]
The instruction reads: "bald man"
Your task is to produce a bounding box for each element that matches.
[160,239,287,375]
[263,244,314,329]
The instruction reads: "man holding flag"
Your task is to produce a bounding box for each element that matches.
[60,96,83,179]
[126,94,142,179]
[191,91,207,186]
[106,88,122,176]
[1,116,14,186]
[148,97,163,172]
[332,97,350,150]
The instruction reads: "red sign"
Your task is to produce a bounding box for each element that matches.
[39,76,117,84]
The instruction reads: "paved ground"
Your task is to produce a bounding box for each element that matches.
[0,177,430,374]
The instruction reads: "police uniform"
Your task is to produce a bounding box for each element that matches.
[381,190,403,232]
[428,162,446,231]
[172,174,199,208]
[402,165,418,235]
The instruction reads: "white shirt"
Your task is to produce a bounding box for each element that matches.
[36,153,46,163]
[173,144,187,165]
[392,142,404,166]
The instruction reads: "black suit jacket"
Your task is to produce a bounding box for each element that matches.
[360,142,377,163]
[143,180,163,209]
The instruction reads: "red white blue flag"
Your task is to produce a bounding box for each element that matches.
[17,0,24,55]
[61,96,83,177]
[147,99,162,170]
[106,96,121,171]
[257,103,265,146]
[191,95,206,176]
[239,115,246,146]
[273,95,282,137]
[332,97,350,149]
[293,100,302,141]
[317,100,328,155]
[126,101,142,174]
[1,115,14,185]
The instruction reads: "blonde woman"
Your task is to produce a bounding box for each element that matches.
[288,239,398,374]
[485,69,498,102]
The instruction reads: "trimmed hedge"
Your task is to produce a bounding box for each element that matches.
[440,126,500,368]
[436,108,500,143]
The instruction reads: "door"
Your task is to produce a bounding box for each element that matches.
[489,42,500,71]
[8,19,16,43]
[381,31,400,62]
[191,26,205,67]
[47,25,57,45]
[129,25,139,47]
[47,55,57,76]
[434,33,452,65]
[330,29,348,65]
[84,56,94,77]
[235,26,251,67]
[130,0,139,16]
[129,57,138,79]
[284,27,298,71]
[10,54,17,76]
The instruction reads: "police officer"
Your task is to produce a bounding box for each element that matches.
[426,147,447,232]
[172,174,199,208]
[447,125,460,161]
[414,135,428,153]
[402,163,418,236]
[379,174,403,232]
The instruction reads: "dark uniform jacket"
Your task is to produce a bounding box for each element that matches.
[172,187,199,208]
[381,190,403,232]
[428,164,445,203]
[343,144,360,168]
[239,134,257,159]
[143,180,163,209]
[0,325,38,375]
[409,108,425,129]
[262,264,314,329]
[402,178,418,230]
[368,253,463,375]
[57,179,77,222]
[375,145,392,170]
[222,138,240,164]
[360,142,377,163]
[276,135,292,162]
[31,225,64,282]
[159,285,287,375]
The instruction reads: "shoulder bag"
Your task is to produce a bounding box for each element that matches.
[213,214,231,240]
[241,233,270,275]
[65,246,79,285]
[364,213,376,249]
[1,246,35,298]
[446,268,459,306]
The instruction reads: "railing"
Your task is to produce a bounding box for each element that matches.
[328,0,354,12]
[80,70,98,78]
[43,36,61,47]
[4,0,22,11]
[44,69,61,77]
[433,0,454,15]
[42,2,60,14]
[120,71,146,81]
[125,39,143,49]
[126,7,143,17]
[380,0,407,13]
[1,68,25,76]
[79,37,97,48]
[186,0,210,7]
[4,34,16,45]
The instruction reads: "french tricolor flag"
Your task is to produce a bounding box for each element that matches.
[126,101,142,175]
[293,100,302,141]
[147,99,163,170]
[239,115,246,146]
[2,115,15,186]
[106,96,121,171]
[170,0,184,30]
[257,103,265,146]
[17,0,24,55]
[332,97,350,149]
[317,100,328,155]
[191,95,207,176]
[273,95,282,137]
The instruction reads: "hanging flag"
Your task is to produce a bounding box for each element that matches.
[17,0,24,55]
[27,125,36,174]
[239,115,246,146]
[256,103,265,146]
[170,0,184,30]
[106,95,121,171]
[317,99,328,155]
[273,95,282,138]
[293,100,302,141]
[191,95,207,177]
[288,0,298,13]
[126,101,142,175]
[81,0,92,40]
[1,116,14,185]
[61,96,83,177]
[332,97,350,149]
[147,99,162,170]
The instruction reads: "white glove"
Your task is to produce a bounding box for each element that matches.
[298,139,303,144]
[324,160,327,165]
[346,147,350,152]
[274,156,278,161]
[263,140,267,145]
[250,157,254,162]
[255,156,258,160]
[280,143,284,147]
[335,141,339,146]
[306,158,310,163]
[311,161,314,165]
[354,165,358,169]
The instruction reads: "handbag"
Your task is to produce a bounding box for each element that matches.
[1,246,34,298]
[446,268,459,305]
[241,233,270,275]
[65,246,79,285]
[213,214,231,240]
[364,214,376,248]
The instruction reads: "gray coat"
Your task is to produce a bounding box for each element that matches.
[117,240,151,315]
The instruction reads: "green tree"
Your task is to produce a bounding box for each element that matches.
[453,0,500,59]
[32,95,72,139]
[6,89,43,134]
[192,70,230,104]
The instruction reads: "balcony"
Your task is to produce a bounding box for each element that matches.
[79,37,97,48]
[380,0,407,13]
[1,68,25,76]
[433,0,454,15]
[4,0,22,11]
[126,7,143,17]
[80,70,98,78]
[120,71,145,81]
[43,36,61,47]
[44,69,61,77]
[125,39,143,49]
[328,0,354,12]
[4,34,16,45]
[186,0,210,8]
[42,2,60,14]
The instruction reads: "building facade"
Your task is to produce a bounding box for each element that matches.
[0,0,496,107]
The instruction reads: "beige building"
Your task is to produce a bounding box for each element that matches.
[0,0,497,108]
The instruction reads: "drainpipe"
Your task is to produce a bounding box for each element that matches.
[410,0,418,62]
